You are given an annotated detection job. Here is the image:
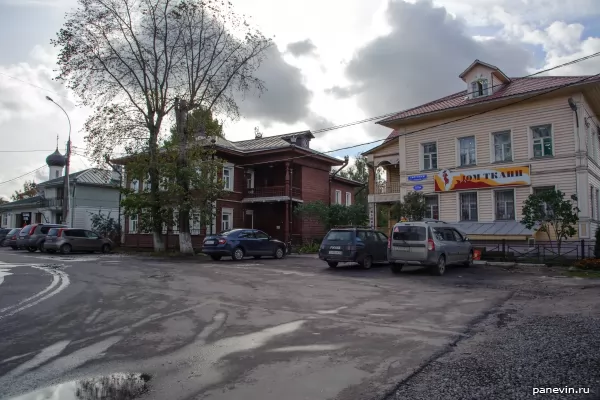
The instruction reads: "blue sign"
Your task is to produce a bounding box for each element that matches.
[413,185,423,191]
[408,174,427,182]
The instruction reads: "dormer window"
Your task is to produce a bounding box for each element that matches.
[471,78,488,98]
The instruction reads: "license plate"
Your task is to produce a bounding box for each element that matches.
[328,250,342,255]
[19,236,24,239]
[393,246,409,251]
[205,240,215,245]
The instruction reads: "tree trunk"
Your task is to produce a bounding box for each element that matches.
[148,118,165,252]
[176,99,194,254]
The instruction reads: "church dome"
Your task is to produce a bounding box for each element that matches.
[46,148,66,167]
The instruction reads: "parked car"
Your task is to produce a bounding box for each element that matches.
[202,229,287,261]
[16,223,68,252]
[0,228,12,246]
[318,227,388,269]
[6,228,22,249]
[387,221,473,276]
[44,228,113,254]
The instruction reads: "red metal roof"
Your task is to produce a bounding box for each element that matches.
[379,75,600,136]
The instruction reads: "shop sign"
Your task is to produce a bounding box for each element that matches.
[368,203,375,228]
[408,174,427,182]
[413,185,423,191]
[434,166,531,192]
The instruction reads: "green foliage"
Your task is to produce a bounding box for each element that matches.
[294,201,368,230]
[299,242,321,254]
[89,211,121,243]
[521,189,579,254]
[595,228,600,259]
[390,191,426,221]
[574,258,600,271]
[12,180,38,201]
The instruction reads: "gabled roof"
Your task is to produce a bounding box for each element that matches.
[331,175,364,187]
[38,168,118,188]
[0,195,44,210]
[459,59,510,82]
[377,75,600,129]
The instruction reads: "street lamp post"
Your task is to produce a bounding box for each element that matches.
[46,96,71,225]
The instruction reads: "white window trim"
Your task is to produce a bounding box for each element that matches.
[345,192,352,206]
[493,188,517,221]
[335,190,342,205]
[489,129,514,163]
[246,169,255,189]
[206,201,217,235]
[128,214,138,233]
[420,141,438,171]
[130,179,139,192]
[424,194,439,220]
[457,191,479,222]
[221,207,233,232]
[223,166,234,191]
[190,212,201,235]
[528,123,554,159]
[456,135,477,167]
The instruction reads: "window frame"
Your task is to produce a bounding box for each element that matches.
[421,141,438,171]
[491,130,513,163]
[335,190,342,205]
[128,214,138,233]
[221,207,233,231]
[424,194,439,220]
[190,212,201,235]
[1,213,7,226]
[345,192,352,206]
[494,189,516,221]
[222,166,234,191]
[459,191,478,222]
[530,124,554,158]
[246,169,255,189]
[457,136,477,167]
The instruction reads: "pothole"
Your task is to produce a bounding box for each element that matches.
[8,372,151,400]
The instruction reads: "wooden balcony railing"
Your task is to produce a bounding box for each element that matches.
[244,186,302,199]
[42,198,64,208]
[375,181,401,194]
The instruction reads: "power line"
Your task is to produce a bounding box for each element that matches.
[0,150,56,153]
[0,71,69,99]
[0,166,46,187]
[237,71,600,168]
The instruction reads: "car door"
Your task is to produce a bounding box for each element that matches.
[67,229,88,251]
[434,227,459,263]
[254,230,272,255]
[363,231,378,259]
[376,232,389,261]
[237,230,257,255]
[85,230,104,251]
[451,229,468,262]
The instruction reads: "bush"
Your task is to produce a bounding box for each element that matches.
[574,258,600,270]
[595,229,600,258]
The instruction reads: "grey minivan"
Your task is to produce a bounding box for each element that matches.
[388,221,473,276]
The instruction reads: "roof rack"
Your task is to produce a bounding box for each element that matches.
[332,225,372,229]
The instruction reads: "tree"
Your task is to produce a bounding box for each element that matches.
[53,0,272,251]
[390,191,426,221]
[521,189,579,255]
[594,227,600,259]
[11,180,38,201]
[0,197,8,204]
[294,201,368,232]
[89,211,121,243]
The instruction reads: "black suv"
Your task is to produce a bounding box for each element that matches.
[318,226,389,269]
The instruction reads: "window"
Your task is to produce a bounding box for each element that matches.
[1,213,7,226]
[130,179,139,192]
[221,208,233,231]
[238,230,255,239]
[223,167,233,191]
[55,170,59,178]
[129,214,138,233]
[255,231,269,239]
[451,229,464,242]
[173,210,179,233]
[591,186,596,220]
[458,136,476,166]
[422,142,437,170]
[324,230,353,241]
[392,226,426,241]
[460,192,478,221]
[597,188,600,221]
[345,192,352,206]
[425,195,439,219]
[85,231,100,239]
[376,232,388,242]
[493,131,512,162]
[246,170,254,189]
[471,79,488,97]
[335,190,342,204]
[495,189,515,220]
[432,227,456,241]
[190,213,201,235]
[531,124,553,157]
[533,186,554,217]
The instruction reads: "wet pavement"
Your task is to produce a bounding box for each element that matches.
[0,248,600,399]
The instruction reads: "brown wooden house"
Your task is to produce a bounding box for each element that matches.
[119,131,362,249]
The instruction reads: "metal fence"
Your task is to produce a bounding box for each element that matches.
[470,239,597,264]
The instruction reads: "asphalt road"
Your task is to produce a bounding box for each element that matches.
[0,248,599,400]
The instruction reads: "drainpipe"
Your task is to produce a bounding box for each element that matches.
[329,156,350,206]
[70,178,77,227]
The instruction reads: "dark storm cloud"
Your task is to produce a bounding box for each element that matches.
[286,39,318,57]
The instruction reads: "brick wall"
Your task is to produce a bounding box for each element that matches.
[330,180,357,206]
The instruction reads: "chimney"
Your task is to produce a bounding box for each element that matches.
[254,126,263,139]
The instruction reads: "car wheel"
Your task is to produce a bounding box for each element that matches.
[274,247,285,259]
[327,261,338,268]
[431,255,446,276]
[464,251,474,267]
[253,255,262,259]
[210,255,222,261]
[361,255,373,269]
[390,263,404,274]
[27,246,37,253]
[101,244,111,254]
[39,242,46,253]
[232,247,244,261]
[60,244,72,255]
[11,246,17,250]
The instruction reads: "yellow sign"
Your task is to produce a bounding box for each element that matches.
[434,165,531,192]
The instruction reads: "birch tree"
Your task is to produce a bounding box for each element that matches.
[53,0,272,251]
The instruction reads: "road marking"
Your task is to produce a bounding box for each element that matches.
[268,344,344,352]
[317,306,348,315]
[6,340,71,377]
[0,266,60,313]
[84,308,102,324]
[0,352,35,364]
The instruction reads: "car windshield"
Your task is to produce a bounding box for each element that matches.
[8,229,19,235]
[324,230,353,241]
[392,226,426,241]
[20,225,33,235]
[218,230,238,236]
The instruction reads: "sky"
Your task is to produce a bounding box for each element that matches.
[0,0,600,199]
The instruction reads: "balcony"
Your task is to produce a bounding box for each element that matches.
[375,181,400,194]
[243,186,302,202]
[42,198,64,209]
[369,181,401,203]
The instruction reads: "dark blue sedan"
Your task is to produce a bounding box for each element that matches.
[202,229,287,261]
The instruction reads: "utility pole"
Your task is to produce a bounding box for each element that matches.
[46,96,71,225]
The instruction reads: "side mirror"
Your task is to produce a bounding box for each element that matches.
[464,237,470,242]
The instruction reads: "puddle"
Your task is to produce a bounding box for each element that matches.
[8,372,151,400]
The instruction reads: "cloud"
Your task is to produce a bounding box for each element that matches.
[286,39,318,57]
[324,84,363,99]
[337,0,534,118]
[236,45,312,127]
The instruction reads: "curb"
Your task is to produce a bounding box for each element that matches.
[475,260,547,268]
